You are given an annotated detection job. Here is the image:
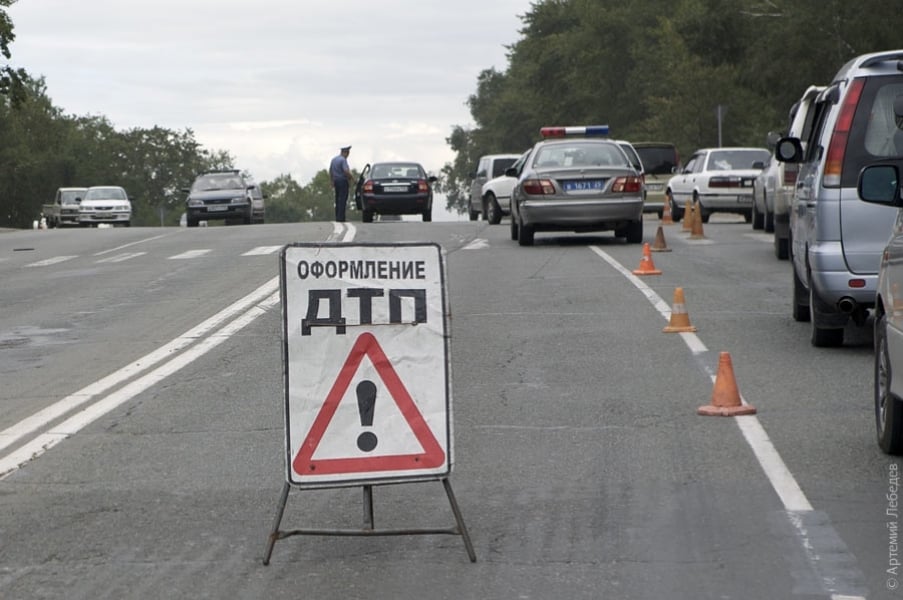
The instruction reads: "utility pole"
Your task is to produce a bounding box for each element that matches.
[716,105,727,147]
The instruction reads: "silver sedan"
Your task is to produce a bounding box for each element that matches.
[509,127,645,246]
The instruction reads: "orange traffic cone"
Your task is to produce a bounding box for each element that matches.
[698,352,757,416]
[632,242,662,275]
[663,287,697,333]
[650,225,671,252]
[690,205,706,239]
[661,197,674,225]
[681,199,694,232]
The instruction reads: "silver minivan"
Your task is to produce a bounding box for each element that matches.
[776,50,903,347]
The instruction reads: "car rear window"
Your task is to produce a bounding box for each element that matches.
[844,74,903,187]
[634,145,678,175]
[491,158,517,178]
[534,142,628,168]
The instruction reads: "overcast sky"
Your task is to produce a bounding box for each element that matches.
[7,0,533,219]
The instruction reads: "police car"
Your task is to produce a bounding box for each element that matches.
[508,126,645,246]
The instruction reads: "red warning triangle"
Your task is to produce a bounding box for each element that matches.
[292,332,445,477]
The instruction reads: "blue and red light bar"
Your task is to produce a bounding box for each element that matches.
[540,125,610,138]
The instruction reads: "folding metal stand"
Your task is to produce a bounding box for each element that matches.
[262,478,476,564]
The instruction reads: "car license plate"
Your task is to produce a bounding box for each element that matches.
[562,180,605,191]
[207,205,229,212]
[384,186,407,193]
[647,183,663,191]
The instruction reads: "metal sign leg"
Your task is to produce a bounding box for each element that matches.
[443,478,477,563]
[262,481,291,566]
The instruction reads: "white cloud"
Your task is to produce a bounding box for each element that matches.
[7,0,531,192]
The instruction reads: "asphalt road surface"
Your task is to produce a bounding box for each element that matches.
[0,217,895,599]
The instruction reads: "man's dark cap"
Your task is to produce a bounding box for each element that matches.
[341,145,351,152]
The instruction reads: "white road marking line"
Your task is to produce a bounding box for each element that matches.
[0,291,280,478]
[24,255,78,267]
[242,246,283,256]
[168,249,211,260]
[95,252,146,263]
[0,277,279,454]
[93,233,174,256]
[589,244,866,599]
[463,239,489,250]
[744,232,773,242]
[0,224,357,477]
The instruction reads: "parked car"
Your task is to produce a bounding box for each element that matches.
[509,125,645,246]
[42,187,87,228]
[857,164,903,453]
[78,186,132,227]
[184,170,264,227]
[480,151,529,225]
[468,154,522,221]
[356,162,436,223]
[775,49,903,347]
[634,142,679,219]
[666,147,769,222]
[752,85,824,259]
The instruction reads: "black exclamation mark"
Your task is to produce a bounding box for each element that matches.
[356,380,378,452]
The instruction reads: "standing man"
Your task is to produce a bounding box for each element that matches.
[329,145,354,222]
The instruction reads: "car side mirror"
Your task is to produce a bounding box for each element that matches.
[428,176,438,183]
[468,172,477,179]
[505,167,518,177]
[752,161,766,170]
[774,138,803,163]
[74,198,82,204]
[181,188,191,193]
[858,164,903,206]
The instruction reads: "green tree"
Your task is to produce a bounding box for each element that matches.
[0,0,26,105]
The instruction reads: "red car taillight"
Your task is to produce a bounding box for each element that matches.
[783,164,798,187]
[362,180,374,193]
[824,78,864,187]
[709,176,743,188]
[522,179,556,195]
[417,179,429,193]
[611,176,642,193]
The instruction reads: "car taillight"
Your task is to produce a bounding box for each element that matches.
[709,176,742,188]
[522,179,556,195]
[823,78,864,187]
[611,176,642,193]
[417,179,429,192]
[363,180,374,193]
[783,164,798,187]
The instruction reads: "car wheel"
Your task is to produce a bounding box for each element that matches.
[625,217,643,244]
[751,199,764,229]
[510,213,519,241]
[362,210,374,223]
[764,208,775,233]
[667,192,682,222]
[124,221,131,227]
[468,204,479,221]
[485,193,502,225]
[187,217,198,228]
[774,235,789,260]
[742,210,752,224]
[518,221,534,246]
[876,313,903,454]
[422,207,432,222]
[792,266,810,322]
[809,284,844,347]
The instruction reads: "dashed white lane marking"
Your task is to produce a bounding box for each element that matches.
[96,252,147,264]
[25,255,78,267]
[463,239,489,250]
[168,249,212,260]
[242,246,283,256]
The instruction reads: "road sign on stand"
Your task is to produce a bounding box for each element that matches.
[264,241,474,564]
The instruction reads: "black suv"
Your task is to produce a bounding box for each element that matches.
[183,170,265,227]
